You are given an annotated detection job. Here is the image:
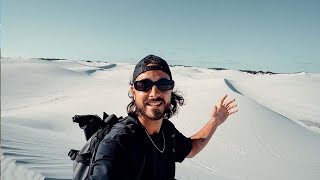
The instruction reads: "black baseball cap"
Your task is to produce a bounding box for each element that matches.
[132,54,172,83]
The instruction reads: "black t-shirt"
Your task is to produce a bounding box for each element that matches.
[91,116,192,180]
[141,123,192,180]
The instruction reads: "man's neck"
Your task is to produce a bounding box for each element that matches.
[137,115,163,135]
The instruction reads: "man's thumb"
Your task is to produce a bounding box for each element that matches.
[212,105,217,116]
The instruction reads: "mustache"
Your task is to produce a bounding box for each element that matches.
[143,98,165,105]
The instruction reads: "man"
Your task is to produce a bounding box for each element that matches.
[90,54,238,180]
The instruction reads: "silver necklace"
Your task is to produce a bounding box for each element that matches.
[145,130,165,153]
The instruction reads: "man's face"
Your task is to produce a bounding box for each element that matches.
[131,69,172,121]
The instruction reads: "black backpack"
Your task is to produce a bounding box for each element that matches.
[68,112,123,180]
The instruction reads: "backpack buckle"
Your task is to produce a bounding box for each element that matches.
[68,149,79,160]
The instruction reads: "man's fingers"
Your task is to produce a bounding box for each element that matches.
[227,104,237,110]
[228,109,238,115]
[219,94,228,107]
[225,98,236,107]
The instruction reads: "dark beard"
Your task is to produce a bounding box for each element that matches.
[136,98,169,121]
[138,107,163,120]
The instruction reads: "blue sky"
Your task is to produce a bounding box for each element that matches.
[1,0,320,73]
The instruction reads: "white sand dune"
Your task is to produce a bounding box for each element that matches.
[66,61,117,75]
[1,58,320,180]
[1,153,45,180]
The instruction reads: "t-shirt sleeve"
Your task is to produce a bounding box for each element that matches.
[174,129,192,163]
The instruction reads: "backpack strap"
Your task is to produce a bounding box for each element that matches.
[104,114,123,125]
[75,152,92,165]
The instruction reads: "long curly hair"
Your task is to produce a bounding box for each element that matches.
[127,89,185,119]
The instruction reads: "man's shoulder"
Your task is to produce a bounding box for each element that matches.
[102,115,141,142]
[162,119,177,133]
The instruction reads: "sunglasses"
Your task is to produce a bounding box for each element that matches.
[133,78,175,92]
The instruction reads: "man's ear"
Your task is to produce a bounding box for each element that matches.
[130,85,136,99]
